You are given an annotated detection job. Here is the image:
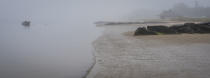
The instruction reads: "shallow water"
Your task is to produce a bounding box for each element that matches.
[0,21,102,78]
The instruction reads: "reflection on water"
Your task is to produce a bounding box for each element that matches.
[0,21,102,78]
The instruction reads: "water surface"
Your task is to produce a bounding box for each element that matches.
[0,0,140,77]
[0,20,102,78]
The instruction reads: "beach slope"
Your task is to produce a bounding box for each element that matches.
[87,24,210,78]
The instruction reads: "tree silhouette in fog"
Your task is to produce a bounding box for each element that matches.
[160,2,210,19]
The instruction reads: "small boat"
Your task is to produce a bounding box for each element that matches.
[22,21,30,27]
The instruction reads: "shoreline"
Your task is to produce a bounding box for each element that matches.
[83,48,96,78]
[85,31,105,78]
[86,22,210,78]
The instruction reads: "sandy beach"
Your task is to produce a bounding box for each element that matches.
[86,23,210,78]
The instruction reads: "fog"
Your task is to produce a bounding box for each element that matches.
[0,0,210,78]
[1,0,210,22]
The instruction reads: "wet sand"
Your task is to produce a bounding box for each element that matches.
[87,23,210,78]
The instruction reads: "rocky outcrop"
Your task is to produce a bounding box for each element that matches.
[147,26,177,34]
[134,27,157,35]
[134,22,210,36]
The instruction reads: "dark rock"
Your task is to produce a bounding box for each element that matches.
[147,26,177,34]
[169,23,196,34]
[196,25,210,33]
[134,27,157,35]
[168,25,181,33]
[183,23,196,26]
[198,22,210,26]
[182,22,210,33]
[134,22,210,36]
[176,25,194,33]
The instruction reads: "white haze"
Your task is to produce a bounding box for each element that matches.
[0,0,209,78]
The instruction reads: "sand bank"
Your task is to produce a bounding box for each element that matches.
[87,24,210,78]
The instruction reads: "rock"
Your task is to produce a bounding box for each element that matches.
[181,23,210,33]
[196,25,210,33]
[198,22,210,26]
[184,23,196,26]
[147,26,177,34]
[134,27,157,35]
[169,23,196,34]
[134,22,210,36]
[176,25,194,33]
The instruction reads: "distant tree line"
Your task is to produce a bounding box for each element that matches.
[160,3,210,19]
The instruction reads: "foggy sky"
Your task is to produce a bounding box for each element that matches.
[0,0,210,22]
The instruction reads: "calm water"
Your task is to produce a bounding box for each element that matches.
[0,0,137,77]
[0,20,102,78]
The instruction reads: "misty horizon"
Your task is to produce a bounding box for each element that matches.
[0,0,210,22]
